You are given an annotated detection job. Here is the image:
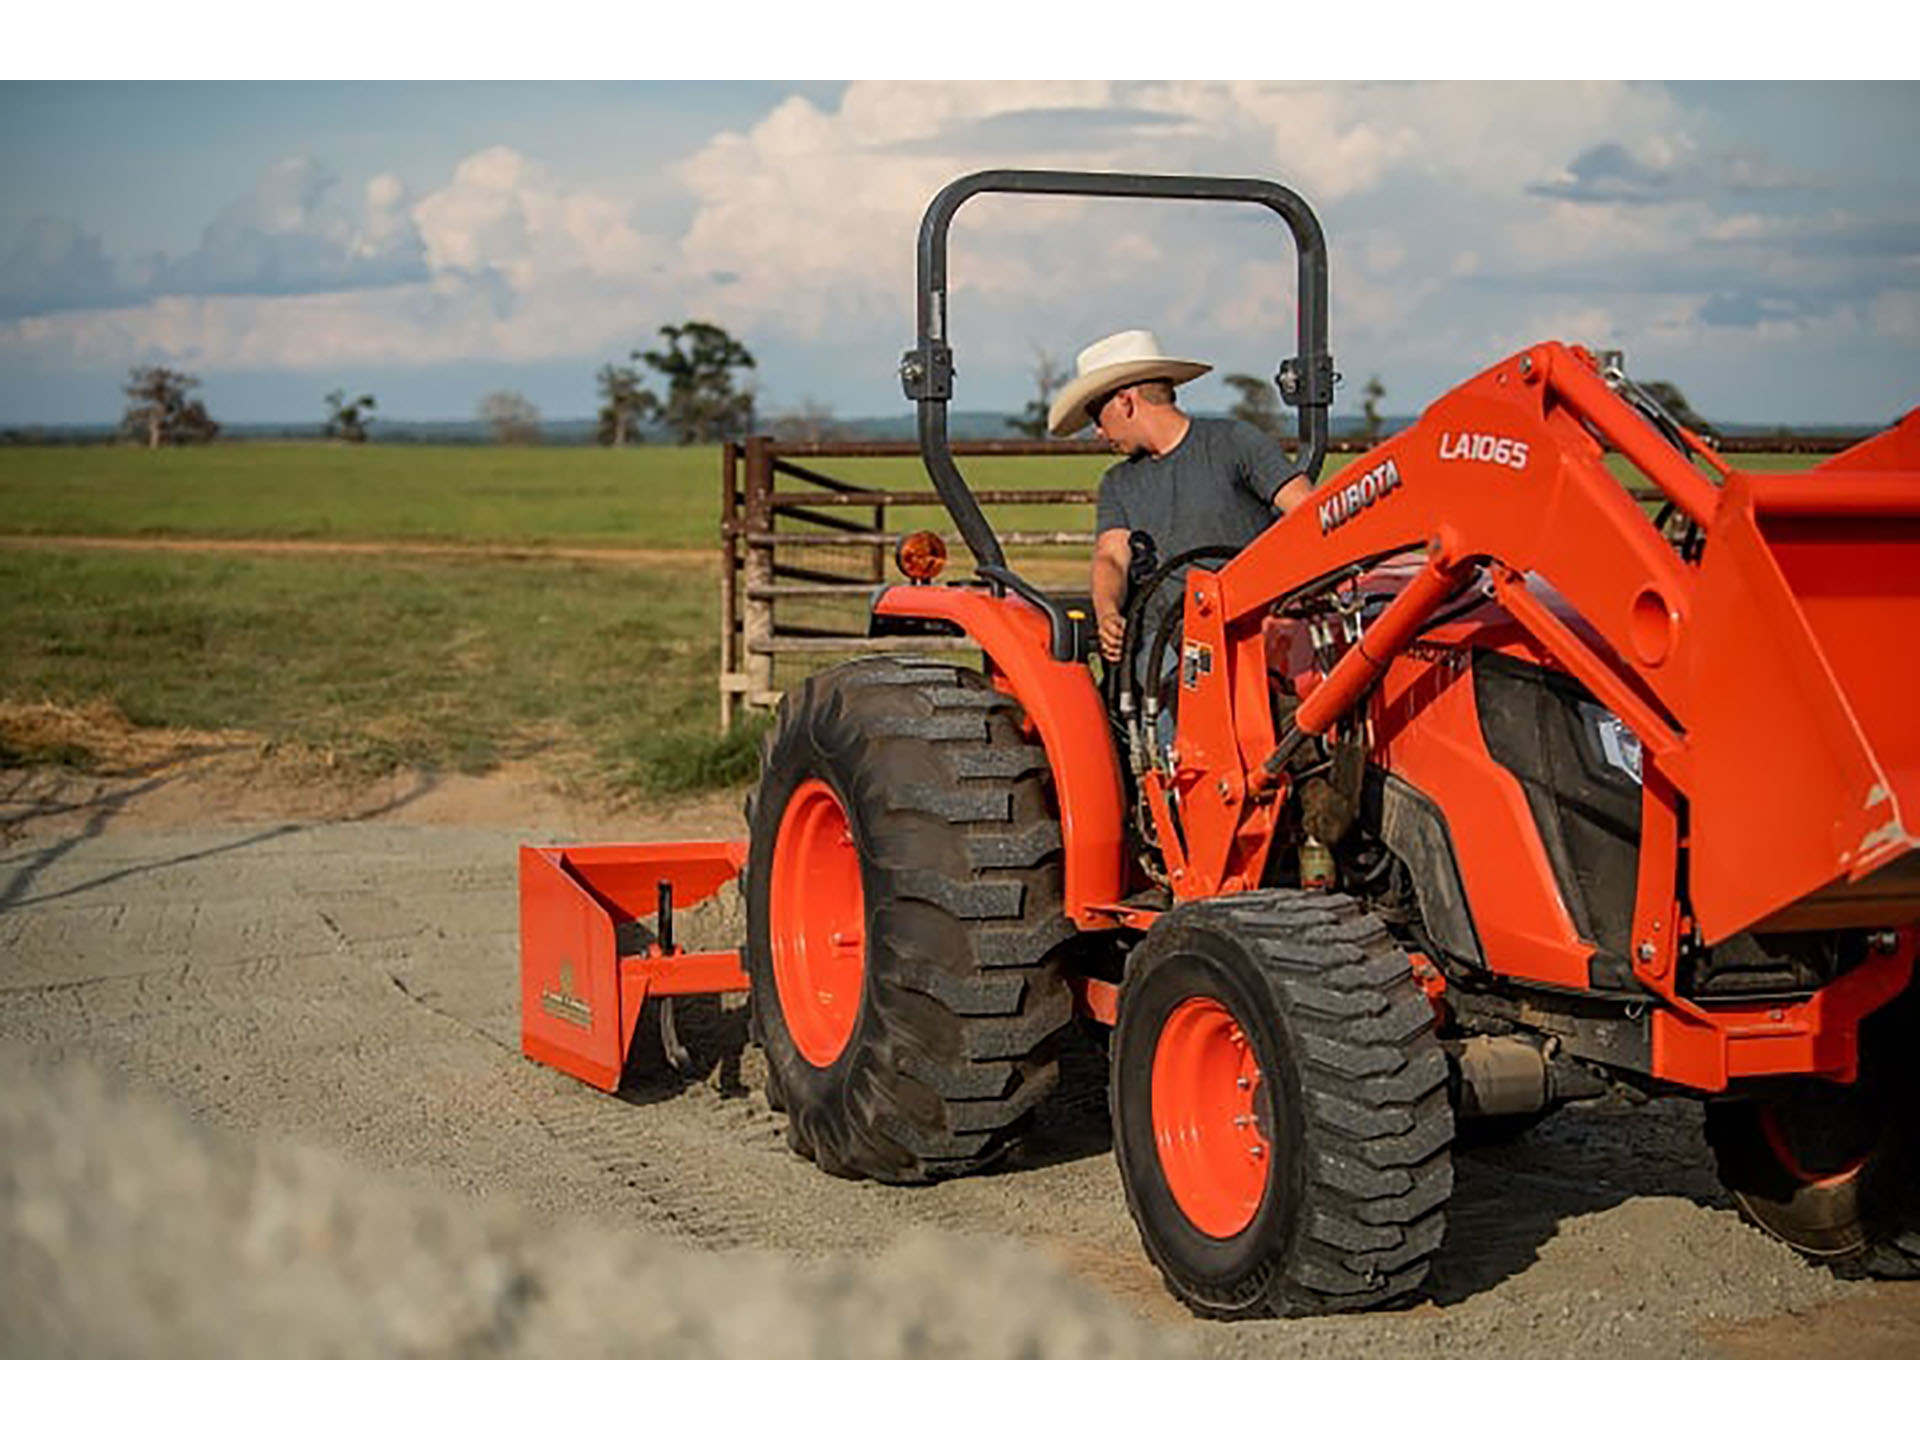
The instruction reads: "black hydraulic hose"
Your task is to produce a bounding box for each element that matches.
[1648,500,1704,564]
[1133,548,1254,777]
[1112,546,1241,713]
[1101,586,1150,714]
[1100,534,1161,711]
[1409,574,1493,640]
[1126,531,1160,608]
[1141,597,1189,754]
[1625,384,1698,458]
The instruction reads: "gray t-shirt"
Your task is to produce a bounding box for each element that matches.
[1094,416,1294,645]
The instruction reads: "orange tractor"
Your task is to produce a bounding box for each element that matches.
[521,171,1920,1318]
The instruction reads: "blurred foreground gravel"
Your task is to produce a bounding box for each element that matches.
[1,1045,1188,1359]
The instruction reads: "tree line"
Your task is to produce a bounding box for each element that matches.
[113,343,1397,452]
[116,318,766,449]
[111,327,1720,450]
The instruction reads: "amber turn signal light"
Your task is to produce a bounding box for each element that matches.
[895,530,948,583]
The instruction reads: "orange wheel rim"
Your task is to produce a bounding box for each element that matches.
[769,779,865,1067]
[1151,996,1270,1238]
[1759,1104,1869,1188]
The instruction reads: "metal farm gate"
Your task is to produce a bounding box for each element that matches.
[717,436,1109,730]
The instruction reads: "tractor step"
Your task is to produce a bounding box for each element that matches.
[519,840,748,1091]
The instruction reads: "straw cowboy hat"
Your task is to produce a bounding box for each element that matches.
[1047,329,1212,437]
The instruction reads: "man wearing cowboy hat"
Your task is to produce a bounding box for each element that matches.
[1048,329,1313,664]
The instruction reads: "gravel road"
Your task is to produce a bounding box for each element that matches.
[5,760,1917,1359]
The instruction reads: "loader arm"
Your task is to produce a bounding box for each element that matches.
[1166,343,1920,973]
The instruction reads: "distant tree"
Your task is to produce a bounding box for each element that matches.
[635,321,756,444]
[1005,348,1068,438]
[1360,375,1387,442]
[595,363,659,447]
[1221,372,1290,439]
[478,391,541,445]
[767,397,846,444]
[324,389,377,443]
[1640,380,1716,438]
[121,365,220,449]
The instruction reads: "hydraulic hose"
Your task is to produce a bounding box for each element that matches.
[1111,545,1241,714]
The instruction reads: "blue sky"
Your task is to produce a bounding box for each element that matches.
[2,76,1915,428]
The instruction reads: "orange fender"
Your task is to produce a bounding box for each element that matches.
[873,585,1126,926]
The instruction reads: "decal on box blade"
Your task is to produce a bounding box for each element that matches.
[1318,457,1402,534]
[1438,432,1530,469]
[540,958,594,1028]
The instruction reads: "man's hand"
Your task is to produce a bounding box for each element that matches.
[1090,528,1133,667]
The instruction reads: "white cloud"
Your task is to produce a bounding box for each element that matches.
[665,80,1712,368]
[150,157,430,298]
[3,145,691,373]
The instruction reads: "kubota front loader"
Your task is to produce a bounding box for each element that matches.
[520,169,1920,1319]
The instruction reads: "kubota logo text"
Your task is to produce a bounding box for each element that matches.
[1318,457,1402,535]
[1439,432,1530,470]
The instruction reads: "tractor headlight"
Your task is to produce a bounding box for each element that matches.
[1579,701,1643,786]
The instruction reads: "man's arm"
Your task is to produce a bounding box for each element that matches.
[1272,471,1313,514]
[1091,527,1133,664]
[1231,419,1313,516]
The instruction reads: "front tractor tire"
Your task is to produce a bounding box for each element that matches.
[1111,892,1455,1318]
[744,657,1074,1183]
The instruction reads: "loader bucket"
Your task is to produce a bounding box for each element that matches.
[519,840,749,1091]
[1684,417,1920,942]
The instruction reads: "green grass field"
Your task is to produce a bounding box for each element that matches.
[0,441,1830,796]
[0,444,727,548]
[0,443,1116,549]
[0,544,749,795]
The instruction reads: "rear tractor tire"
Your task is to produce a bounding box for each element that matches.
[1110,892,1455,1318]
[743,657,1074,1182]
[1704,989,1920,1279]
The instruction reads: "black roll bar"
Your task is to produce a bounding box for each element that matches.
[899,169,1336,579]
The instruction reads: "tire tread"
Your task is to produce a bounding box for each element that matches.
[746,657,1073,1184]
[1115,891,1454,1319]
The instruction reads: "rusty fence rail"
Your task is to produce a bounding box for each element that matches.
[715,431,1866,730]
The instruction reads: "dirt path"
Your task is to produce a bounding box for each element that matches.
[4,749,1916,1358]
